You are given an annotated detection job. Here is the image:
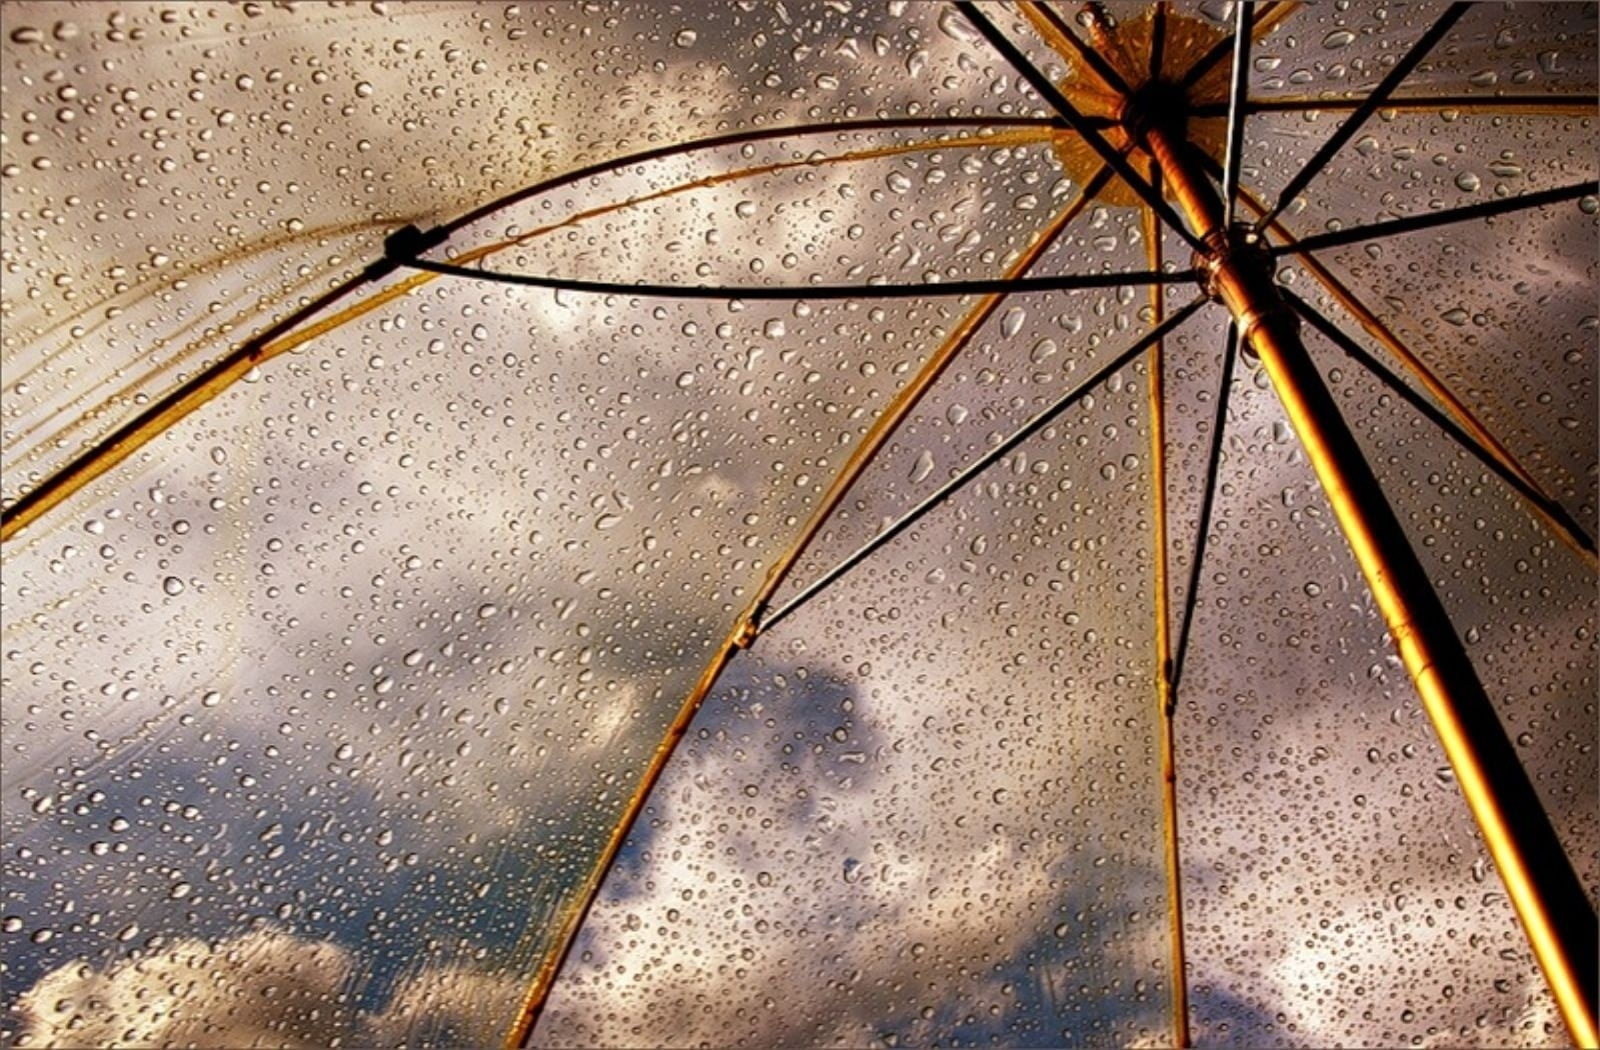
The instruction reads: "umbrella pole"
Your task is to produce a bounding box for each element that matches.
[1141,126,1600,1047]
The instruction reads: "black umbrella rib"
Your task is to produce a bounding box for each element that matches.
[1168,323,1240,703]
[953,1,1208,254]
[1258,2,1470,230]
[1149,1,1167,80]
[1286,292,1598,557]
[1272,180,1600,255]
[758,295,1209,634]
[391,256,1194,299]
[1219,0,1253,228]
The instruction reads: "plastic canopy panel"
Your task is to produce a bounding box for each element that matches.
[1,2,1596,1049]
[540,373,1166,1047]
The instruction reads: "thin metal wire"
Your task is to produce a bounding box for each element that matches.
[394,255,1196,298]
[757,296,1207,633]
[1273,179,1599,255]
[1220,1,1252,228]
[1168,324,1240,700]
[955,1,1209,254]
[1286,292,1597,556]
[1259,2,1470,229]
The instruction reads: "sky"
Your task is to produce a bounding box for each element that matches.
[2,2,1595,1047]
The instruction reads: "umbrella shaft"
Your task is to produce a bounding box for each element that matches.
[1144,126,1600,1047]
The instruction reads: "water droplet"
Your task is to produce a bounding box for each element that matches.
[162,576,185,596]
[674,28,697,47]
[937,7,978,43]
[910,450,935,483]
[1322,29,1355,50]
[1454,171,1481,193]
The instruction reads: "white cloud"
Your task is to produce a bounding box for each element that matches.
[12,926,533,1050]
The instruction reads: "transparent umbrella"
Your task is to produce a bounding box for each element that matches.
[1,2,1595,1048]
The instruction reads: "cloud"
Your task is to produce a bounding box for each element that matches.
[13,928,358,1049]
[11,926,533,1050]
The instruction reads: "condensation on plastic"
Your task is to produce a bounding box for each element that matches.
[536,367,1169,1048]
[2,2,1596,1048]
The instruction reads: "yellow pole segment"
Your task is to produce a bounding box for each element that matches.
[1141,120,1599,1049]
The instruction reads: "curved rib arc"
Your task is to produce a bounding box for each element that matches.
[0,119,1070,544]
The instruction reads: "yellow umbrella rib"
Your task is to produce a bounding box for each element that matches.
[0,125,1057,546]
[1141,191,1192,1050]
[1251,1,1299,42]
[501,167,1109,1049]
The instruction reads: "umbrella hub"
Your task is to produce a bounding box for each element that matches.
[1048,7,1231,207]
[1117,77,1193,147]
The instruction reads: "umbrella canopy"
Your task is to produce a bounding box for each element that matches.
[2,2,1595,1047]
